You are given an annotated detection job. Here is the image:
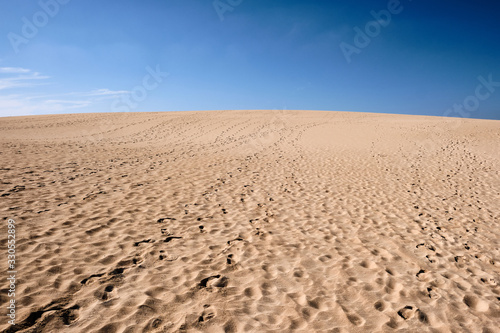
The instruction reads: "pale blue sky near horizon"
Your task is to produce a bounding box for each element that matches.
[0,0,499,119]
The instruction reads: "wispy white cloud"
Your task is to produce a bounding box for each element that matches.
[0,70,50,90]
[44,100,92,108]
[0,67,129,117]
[26,88,130,100]
[85,88,130,96]
[80,89,130,102]
[0,67,31,74]
[0,95,93,117]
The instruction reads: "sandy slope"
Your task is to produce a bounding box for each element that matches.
[0,110,499,332]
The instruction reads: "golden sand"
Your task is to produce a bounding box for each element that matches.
[0,110,499,332]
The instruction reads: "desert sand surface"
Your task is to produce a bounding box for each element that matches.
[1,110,499,333]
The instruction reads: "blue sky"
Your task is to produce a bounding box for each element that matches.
[0,0,499,119]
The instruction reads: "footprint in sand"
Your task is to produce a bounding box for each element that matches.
[80,273,104,285]
[398,306,417,320]
[157,217,176,223]
[134,239,154,246]
[198,304,217,323]
[198,275,229,289]
[374,300,387,312]
[463,295,489,312]
[164,236,182,243]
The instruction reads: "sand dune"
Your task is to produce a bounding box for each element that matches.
[0,110,499,332]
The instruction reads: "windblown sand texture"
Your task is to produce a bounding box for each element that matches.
[1,110,499,332]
